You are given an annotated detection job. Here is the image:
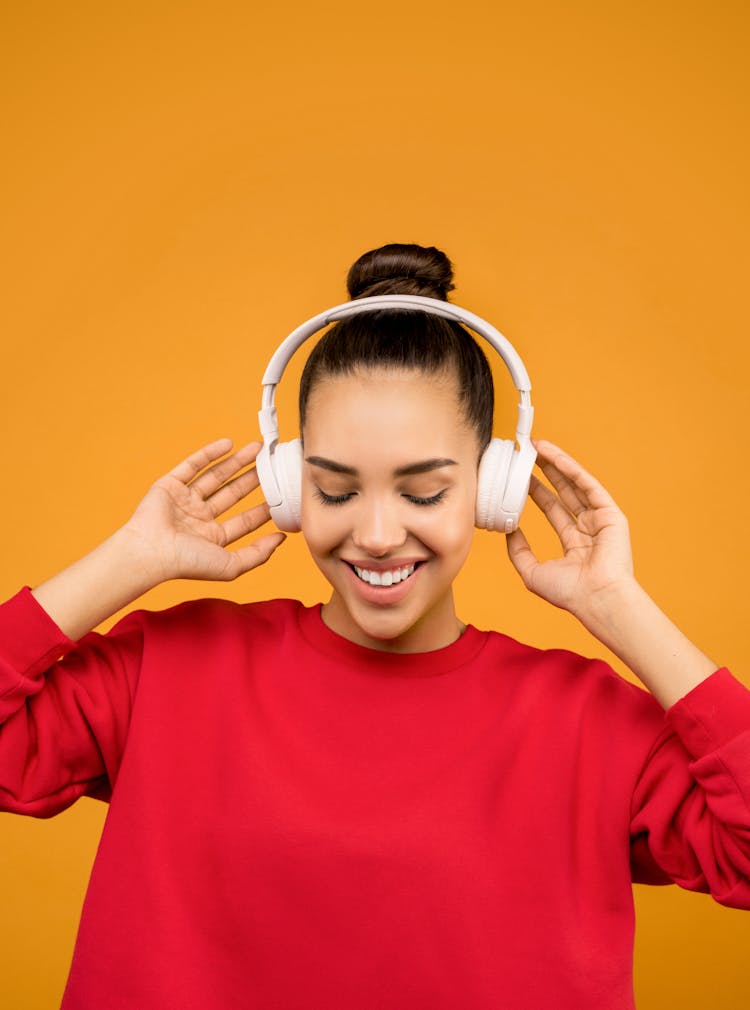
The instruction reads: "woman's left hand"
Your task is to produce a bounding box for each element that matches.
[506,440,637,621]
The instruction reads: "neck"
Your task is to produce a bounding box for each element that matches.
[321,592,464,654]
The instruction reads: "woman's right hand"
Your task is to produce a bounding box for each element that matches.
[123,438,286,583]
[31,438,285,641]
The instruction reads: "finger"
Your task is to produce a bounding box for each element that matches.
[532,460,626,546]
[505,526,539,585]
[205,466,261,518]
[166,438,234,485]
[534,440,618,511]
[527,475,580,545]
[220,501,274,546]
[533,457,589,516]
[221,531,287,579]
[190,441,263,499]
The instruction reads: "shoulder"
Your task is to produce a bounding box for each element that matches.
[478,626,662,723]
[109,596,306,644]
[474,629,669,770]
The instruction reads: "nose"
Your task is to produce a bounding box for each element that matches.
[351,495,408,557]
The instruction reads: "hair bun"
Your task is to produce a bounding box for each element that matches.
[346,243,455,301]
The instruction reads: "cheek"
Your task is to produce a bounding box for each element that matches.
[446,484,479,554]
[447,474,478,528]
[300,476,478,556]
[300,495,343,554]
[441,517,477,562]
[413,493,477,557]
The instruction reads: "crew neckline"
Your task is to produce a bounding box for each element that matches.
[296,602,487,677]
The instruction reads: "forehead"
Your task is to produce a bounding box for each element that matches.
[302,368,476,461]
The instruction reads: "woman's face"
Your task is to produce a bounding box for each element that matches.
[301,367,479,653]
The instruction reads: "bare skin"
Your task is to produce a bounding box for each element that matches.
[507,440,717,706]
[31,419,717,708]
[31,438,286,642]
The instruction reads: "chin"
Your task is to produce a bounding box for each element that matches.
[353,610,418,644]
[324,575,456,652]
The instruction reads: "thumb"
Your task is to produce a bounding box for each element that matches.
[229,531,288,577]
[506,527,538,586]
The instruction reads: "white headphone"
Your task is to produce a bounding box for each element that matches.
[256,294,536,534]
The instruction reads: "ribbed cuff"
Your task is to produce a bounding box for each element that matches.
[0,586,76,688]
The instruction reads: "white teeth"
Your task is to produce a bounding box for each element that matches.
[353,563,416,586]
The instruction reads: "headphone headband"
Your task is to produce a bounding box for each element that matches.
[259,294,533,449]
[262,294,532,390]
[256,294,536,532]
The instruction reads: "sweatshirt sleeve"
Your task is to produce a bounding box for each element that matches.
[629,668,750,909]
[0,586,144,817]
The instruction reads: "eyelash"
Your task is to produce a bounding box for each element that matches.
[313,489,352,506]
[406,490,447,507]
[313,488,447,508]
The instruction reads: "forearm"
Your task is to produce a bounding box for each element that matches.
[577,579,719,709]
[31,527,164,641]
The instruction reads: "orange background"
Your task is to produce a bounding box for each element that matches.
[1,2,749,1007]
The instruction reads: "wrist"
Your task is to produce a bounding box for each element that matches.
[114,523,174,589]
[573,577,649,646]
[31,528,167,641]
[572,577,717,708]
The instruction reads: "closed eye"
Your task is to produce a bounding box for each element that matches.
[313,488,448,507]
[313,487,355,506]
[404,490,447,507]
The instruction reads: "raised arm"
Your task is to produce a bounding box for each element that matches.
[506,439,717,708]
[31,438,286,640]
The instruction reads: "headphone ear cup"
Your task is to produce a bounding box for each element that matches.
[502,442,537,532]
[476,439,515,531]
[269,438,303,532]
[476,439,537,533]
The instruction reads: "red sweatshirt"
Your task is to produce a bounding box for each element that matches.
[1,586,750,1009]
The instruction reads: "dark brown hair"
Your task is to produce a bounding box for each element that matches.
[298,243,494,452]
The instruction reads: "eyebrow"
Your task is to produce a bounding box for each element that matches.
[305,456,458,477]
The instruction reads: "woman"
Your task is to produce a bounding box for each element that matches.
[2,243,749,1010]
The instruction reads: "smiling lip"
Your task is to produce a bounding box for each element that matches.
[342,558,425,606]
[341,557,427,572]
